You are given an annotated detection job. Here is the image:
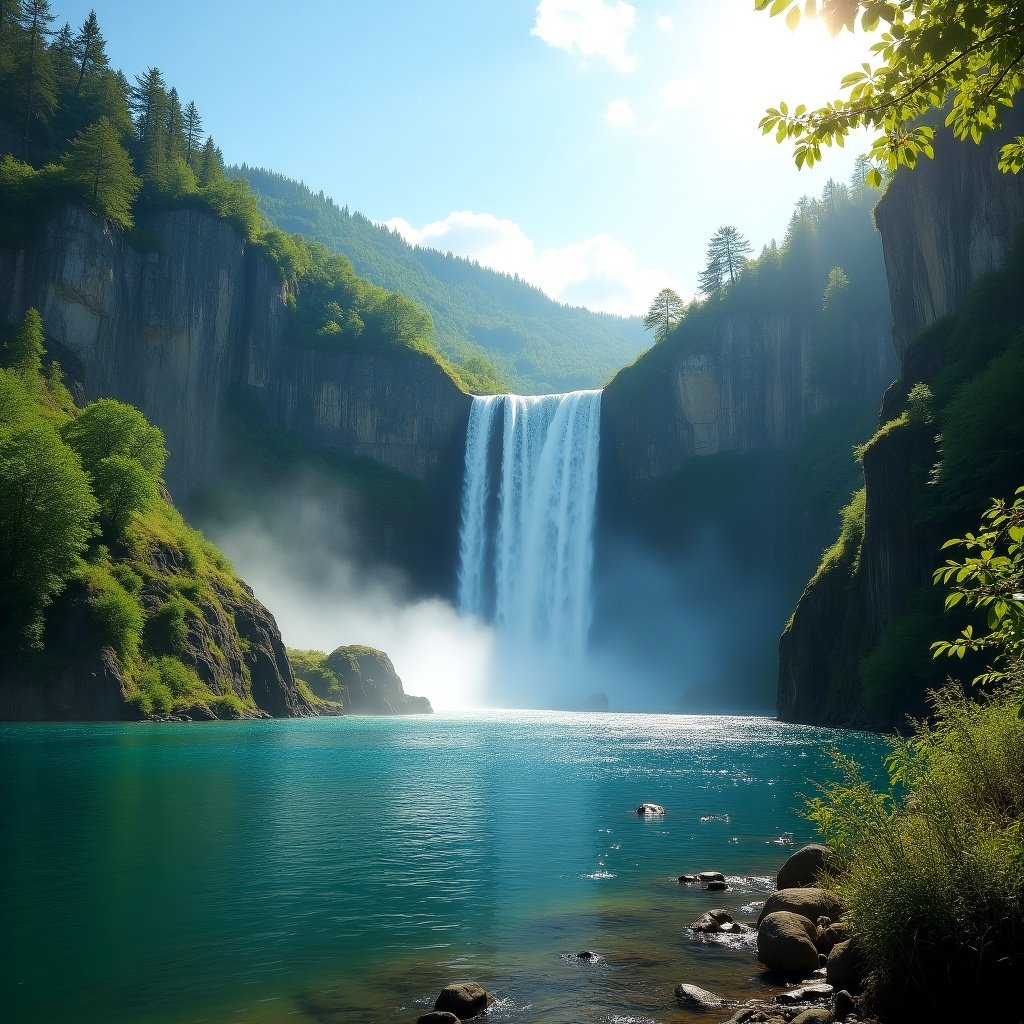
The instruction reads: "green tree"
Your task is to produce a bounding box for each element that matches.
[5,307,45,377]
[14,0,56,160]
[71,9,107,97]
[197,134,222,187]
[699,225,752,297]
[0,422,98,642]
[130,66,169,188]
[63,116,141,228]
[757,0,1024,178]
[165,85,184,161]
[182,100,202,167]
[642,287,685,343]
[61,397,167,538]
[931,485,1024,689]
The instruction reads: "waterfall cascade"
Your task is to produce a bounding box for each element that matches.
[457,391,602,661]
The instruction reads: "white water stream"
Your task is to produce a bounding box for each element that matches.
[457,391,602,661]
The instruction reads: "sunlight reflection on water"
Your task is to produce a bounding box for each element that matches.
[1,711,887,1024]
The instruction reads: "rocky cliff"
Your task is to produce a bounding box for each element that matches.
[877,109,1024,363]
[779,113,1024,728]
[602,312,893,504]
[0,206,471,506]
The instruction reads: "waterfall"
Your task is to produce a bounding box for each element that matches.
[457,390,602,661]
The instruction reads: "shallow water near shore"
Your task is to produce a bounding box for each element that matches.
[0,711,887,1023]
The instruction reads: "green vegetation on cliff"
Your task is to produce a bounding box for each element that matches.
[790,230,1024,723]
[0,3,503,396]
[0,308,288,718]
[807,493,1024,1018]
[233,164,649,394]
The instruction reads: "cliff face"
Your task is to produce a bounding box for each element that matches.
[876,109,1024,363]
[0,207,471,501]
[779,114,1024,727]
[602,312,894,504]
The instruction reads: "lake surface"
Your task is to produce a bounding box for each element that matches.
[0,712,887,1024]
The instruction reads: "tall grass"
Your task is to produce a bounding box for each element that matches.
[808,685,1024,1017]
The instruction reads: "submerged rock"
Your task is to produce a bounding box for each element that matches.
[417,1014,460,1024]
[433,982,494,1019]
[697,870,726,883]
[674,982,725,1010]
[637,803,666,815]
[775,983,833,1004]
[689,909,733,932]
[575,950,598,960]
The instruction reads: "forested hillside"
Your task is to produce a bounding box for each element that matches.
[234,165,650,394]
[0,2,503,395]
[0,309,316,719]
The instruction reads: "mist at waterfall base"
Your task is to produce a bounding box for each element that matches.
[205,494,494,711]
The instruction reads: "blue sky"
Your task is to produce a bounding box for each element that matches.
[53,0,875,315]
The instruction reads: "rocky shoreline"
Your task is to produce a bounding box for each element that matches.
[406,839,874,1024]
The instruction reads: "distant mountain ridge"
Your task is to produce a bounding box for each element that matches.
[232,165,650,394]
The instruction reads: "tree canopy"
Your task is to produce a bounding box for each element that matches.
[699,226,752,297]
[642,288,685,343]
[756,0,1024,179]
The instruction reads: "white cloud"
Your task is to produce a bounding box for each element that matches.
[604,97,636,127]
[383,210,684,317]
[531,0,638,73]
[656,14,674,32]
[659,76,701,110]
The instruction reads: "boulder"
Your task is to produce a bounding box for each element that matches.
[826,939,864,993]
[757,911,822,974]
[756,888,844,928]
[673,983,725,1010]
[689,909,733,932]
[678,874,696,883]
[816,921,850,954]
[697,871,725,883]
[775,983,833,1003]
[706,879,728,891]
[417,1015,460,1024]
[791,1009,834,1024]
[637,803,665,815]
[433,982,495,1019]
[575,950,597,960]
[777,844,837,890]
[833,989,856,1019]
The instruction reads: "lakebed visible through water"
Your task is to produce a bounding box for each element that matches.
[1,712,887,1024]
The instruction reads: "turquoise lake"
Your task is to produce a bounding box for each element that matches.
[0,712,888,1023]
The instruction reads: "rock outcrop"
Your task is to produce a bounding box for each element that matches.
[323,645,432,714]
[778,109,1024,727]
[0,205,471,532]
[602,312,894,505]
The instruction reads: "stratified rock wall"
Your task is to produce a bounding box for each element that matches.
[0,206,471,499]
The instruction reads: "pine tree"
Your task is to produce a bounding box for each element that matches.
[130,66,169,187]
[15,0,57,159]
[699,226,752,297]
[63,116,141,228]
[642,288,685,344]
[165,85,184,161]
[71,10,106,97]
[197,135,223,187]
[182,100,202,167]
